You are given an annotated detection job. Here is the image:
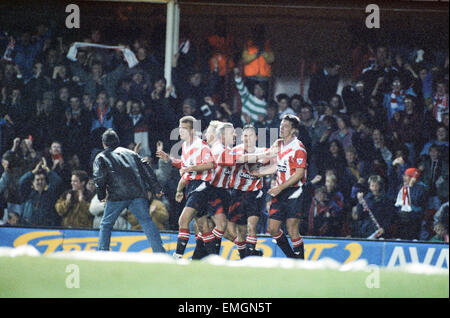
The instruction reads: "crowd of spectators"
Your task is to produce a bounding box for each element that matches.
[0,18,448,243]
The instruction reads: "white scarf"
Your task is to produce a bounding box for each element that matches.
[390,90,406,112]
[2,36,15,62]
[130,113,142,126]
[179,40,190,54]
[433,93,449,123]
[67,42,139,68]
[395,185,412,212]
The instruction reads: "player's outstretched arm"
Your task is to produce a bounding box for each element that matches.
[250,163,277,178]
[180,162,214,175]
[156,150,183,169]
[238,140,281,164]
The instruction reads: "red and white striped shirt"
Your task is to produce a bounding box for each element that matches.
[172,137,214,182]
[228,144,267,192]
[210,141,233,188]
[276,138,307,187]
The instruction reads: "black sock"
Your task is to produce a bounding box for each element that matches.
[293,245,304,259]
[273,230,295,258]
[245,245,255,255]
[176,238,189,255]
[176,228,190,255]
[292,237,304,259]
[192,235,207,260]
[212,228,224,255]
[245,235,257,255]
[235,241,247,259]
[204,240,218,255]
[215,238,222,255]
[203,231,219,255]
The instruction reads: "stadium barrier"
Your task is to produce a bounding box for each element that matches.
[0,226,448,269]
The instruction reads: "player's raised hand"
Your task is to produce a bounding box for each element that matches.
[175,191,184,203]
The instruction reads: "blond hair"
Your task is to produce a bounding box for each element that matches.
[216,122,234,138]
[179,116,196,129]
[207,120,222,134]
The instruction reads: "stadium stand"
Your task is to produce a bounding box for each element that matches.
[0,0,448,245]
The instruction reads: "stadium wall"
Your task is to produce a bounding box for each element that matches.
[0,227,448,269]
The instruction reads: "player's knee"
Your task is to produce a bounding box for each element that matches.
[179,207,196,228]
[178,215,190,229]
[286,222,300,237]
[247,224,257,236]
[267,224,280,237]
[214,215,227,231]
[196,222,206,233]
[225,223,236,239]
[216,221,227,232]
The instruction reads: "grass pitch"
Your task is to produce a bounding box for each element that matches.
[0,255,448,298]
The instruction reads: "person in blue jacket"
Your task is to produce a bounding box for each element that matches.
[354,175,394,238]
[14,25,52,83]
[18,157,62,226]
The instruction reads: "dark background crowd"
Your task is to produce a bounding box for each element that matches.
[0,0,448,242]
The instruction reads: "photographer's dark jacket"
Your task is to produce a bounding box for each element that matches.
[93,146,162,201]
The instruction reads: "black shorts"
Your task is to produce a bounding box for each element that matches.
[185,180,211,217]
[228,189,265,225]
[207,186,231,217]
[269,186,305,222]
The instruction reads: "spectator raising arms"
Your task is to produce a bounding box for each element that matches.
[234,67,267,125]
[18,158,62,226]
